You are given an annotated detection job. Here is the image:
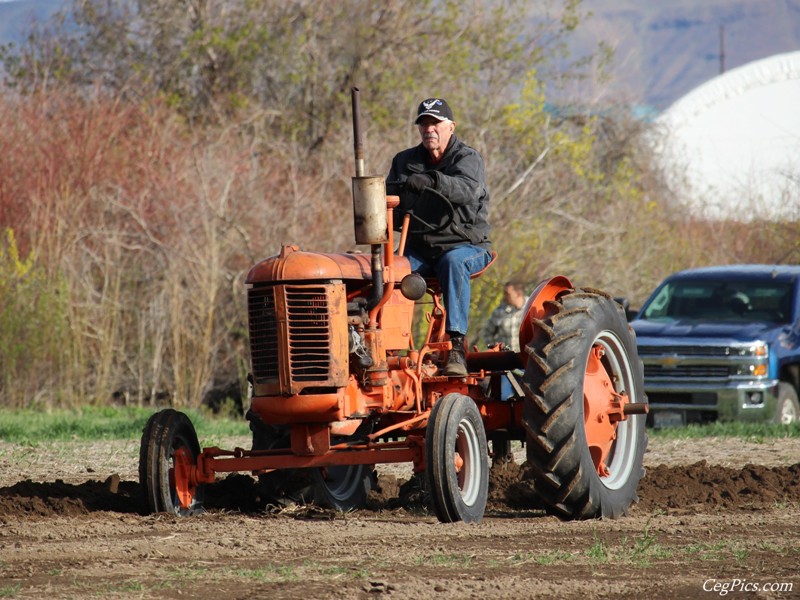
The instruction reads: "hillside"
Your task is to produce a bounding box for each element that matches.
[3,1,800,110]
[572,0,800,108]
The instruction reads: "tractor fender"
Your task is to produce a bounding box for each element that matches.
[518,275,574,365]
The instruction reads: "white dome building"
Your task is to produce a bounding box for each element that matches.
[655,51,800,220]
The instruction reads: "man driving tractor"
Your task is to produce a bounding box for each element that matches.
[386,97,492,376]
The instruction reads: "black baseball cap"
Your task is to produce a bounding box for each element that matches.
[415,98,454,124]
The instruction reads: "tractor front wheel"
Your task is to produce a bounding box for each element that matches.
[249,411,374,511]
[311,463,375,511]
[311,422,376,511]
[522,289,647,519]
[426,393,489,523]
[248,411,304,503]
[139,409,205,516]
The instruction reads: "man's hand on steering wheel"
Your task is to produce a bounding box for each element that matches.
[405,173,435,194]
[397,185,456,235]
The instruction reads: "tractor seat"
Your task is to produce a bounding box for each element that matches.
[471,250,497,280]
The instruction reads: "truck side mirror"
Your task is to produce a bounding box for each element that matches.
[614,297,638,322]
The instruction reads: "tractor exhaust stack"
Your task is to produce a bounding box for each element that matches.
[350,87,387,312]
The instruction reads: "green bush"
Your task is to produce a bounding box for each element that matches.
[0,228,69,408]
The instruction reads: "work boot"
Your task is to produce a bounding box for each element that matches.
[444,335,468,376]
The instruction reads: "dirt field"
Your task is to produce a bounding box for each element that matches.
[1,435,799,599]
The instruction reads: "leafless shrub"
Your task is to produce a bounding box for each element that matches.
[1,2,797,406]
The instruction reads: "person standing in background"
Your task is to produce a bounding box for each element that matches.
[482,281,527,403]
[481,281,526,352]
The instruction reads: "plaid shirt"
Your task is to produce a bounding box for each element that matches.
[481,303,524,352]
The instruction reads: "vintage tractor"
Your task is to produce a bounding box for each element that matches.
[139,89,649,523]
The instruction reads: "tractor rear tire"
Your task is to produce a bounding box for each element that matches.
[426,393,489,523]
[522,289,647,520]
[139,409,205,516]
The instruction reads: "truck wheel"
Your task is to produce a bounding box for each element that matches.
[774,383,799,425]
[139,409,204,516]
[522,289,647,520]
[426,393,489,523]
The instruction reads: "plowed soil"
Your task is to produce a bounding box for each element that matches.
[1,436,799,599]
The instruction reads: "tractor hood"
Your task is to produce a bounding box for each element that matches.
[246,244,411,284]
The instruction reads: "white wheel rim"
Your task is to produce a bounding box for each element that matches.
[456,419,481,507]
[592,330,642,491]
[780,399,798,425]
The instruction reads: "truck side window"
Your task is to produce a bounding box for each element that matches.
[643,285,672,319]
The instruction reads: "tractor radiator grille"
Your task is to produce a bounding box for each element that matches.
[248,284,339,388]
[248,287,279,382]
[284,285,332,381]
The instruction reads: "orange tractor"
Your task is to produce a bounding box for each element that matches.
[139,89,649,523]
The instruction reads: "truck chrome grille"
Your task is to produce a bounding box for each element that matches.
[644,364,731,378]
[638,345,728,357]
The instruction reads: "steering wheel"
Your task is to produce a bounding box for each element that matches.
[396,185,456,235]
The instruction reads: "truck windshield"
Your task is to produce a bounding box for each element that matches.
[641,279,793,323]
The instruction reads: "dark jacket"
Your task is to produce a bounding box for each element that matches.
[386,135,491,262]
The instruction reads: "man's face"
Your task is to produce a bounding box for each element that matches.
[417,116,455,156]
[503,286,525,308]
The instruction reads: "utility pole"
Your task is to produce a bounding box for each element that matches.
[719,24,726,74]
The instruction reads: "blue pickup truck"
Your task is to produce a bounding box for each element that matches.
[630,265,800,427]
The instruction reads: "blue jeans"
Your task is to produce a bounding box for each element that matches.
[405,245,492,336]
[500,375,514,401]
